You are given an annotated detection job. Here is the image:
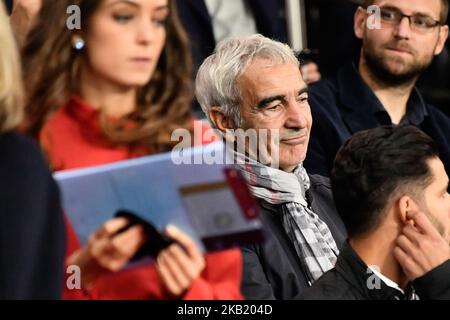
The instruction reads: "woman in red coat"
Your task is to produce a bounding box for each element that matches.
[22,0,242,300]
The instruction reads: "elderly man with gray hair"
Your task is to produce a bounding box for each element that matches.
[195,34,347,299]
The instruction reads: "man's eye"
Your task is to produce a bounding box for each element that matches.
[297,95,309,103]
[413,17,432,28]
[381,10,396,21]
[266,104,281,111]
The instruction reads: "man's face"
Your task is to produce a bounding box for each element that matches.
[356,0,448,84]
[236,59,312,172]
[418,158,450,242]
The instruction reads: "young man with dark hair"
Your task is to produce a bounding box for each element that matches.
[301,125,450,300]
[304,0,450,182]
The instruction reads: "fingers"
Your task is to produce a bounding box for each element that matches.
[88,219,147,272]
[156,227,206,297]
[157,245,192,297]
[406,210,441,238]
[396,215,450,279]
[401,225,423,247]
[157,257,184,296]
[396,234,417,258]
[165,225,204,265]
[111,225,147,257]
[393,246,421,280]
[93,217,130,240]
[167,244,204,281]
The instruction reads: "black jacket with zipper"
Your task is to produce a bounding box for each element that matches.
[299,241,450,300]
[240,174,347,300]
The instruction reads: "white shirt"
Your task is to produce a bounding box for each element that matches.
[369,266,405,294]
[368,266,420,300]
[204,0,258,43]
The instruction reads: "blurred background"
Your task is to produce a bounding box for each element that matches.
[305,0,450,116]
[5,0,449,116]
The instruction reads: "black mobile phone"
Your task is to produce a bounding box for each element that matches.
[114,210,174,261]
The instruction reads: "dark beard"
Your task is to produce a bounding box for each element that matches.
[363,47,430,87]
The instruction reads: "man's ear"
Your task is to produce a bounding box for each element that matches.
[209,107,234,134]
[354,6,367,40]
[434,24,449,56]
[398,196,420,225]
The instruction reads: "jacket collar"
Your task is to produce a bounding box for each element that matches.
[335,241,415,300]
[336,62,429,133]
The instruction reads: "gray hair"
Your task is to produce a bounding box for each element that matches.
[195,34,299,126]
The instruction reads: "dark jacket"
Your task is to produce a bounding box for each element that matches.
[300,242,450,300]
[300,242,416,300]
[413,260,450,300]
[304,62,450,181]
[175,0,288,71]
[0,133,66,299]
[240,174,347,300]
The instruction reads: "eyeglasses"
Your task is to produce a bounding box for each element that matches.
[377,6,443,33]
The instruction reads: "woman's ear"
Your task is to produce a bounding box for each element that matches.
[398,196,420,225]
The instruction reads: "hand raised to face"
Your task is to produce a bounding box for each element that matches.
[394,210,450,281]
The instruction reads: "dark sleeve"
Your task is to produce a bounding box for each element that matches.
[240,246,276,300]
[0,133,66,299]
[413,260,450,300]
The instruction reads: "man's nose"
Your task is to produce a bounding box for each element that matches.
[394,17,412,40]
[284,100,308,129]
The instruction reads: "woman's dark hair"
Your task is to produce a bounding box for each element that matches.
[23,0,194,153]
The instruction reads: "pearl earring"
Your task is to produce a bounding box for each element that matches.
[72,36,85,50]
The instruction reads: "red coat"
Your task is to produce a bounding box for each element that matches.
[40,97,242,300]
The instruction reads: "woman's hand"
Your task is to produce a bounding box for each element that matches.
[67,217,147,291]
[156,225,206,298]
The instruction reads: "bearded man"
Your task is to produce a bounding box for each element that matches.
[303,0,450,184]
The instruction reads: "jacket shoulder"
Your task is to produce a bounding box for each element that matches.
[308,174,332,189]
[309,77,340,103]
[426,104,450,123]
[0,132,49,174]
[299,269,359,300]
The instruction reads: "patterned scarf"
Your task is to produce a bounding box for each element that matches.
[234,152,339,283]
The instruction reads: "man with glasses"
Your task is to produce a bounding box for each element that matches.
[303,0,450,183]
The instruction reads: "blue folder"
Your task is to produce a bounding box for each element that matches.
[54,142,264,253]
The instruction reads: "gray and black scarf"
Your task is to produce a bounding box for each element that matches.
[234,152,339,283]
